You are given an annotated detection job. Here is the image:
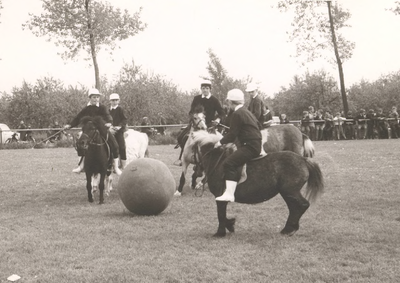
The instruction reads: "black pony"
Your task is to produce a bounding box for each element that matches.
[77,116,112,204]
[192,131,324,237]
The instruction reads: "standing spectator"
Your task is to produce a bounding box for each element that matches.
[109,93,128,169]
[300,111,310,137]
[308,106,316,140]
[375,108,388,139]
[263,106,274,127]
[157,112,167,135]
[47,121,62,142]
[344,111,356,140]
[314,109,325,141]
[18,120,27,141]
[323,110,334,140]
[25,125,34,142]
[246,82,265,126]
[355,109,367,139]
[333,112,346,140]
[279,113,290,124]
[141,117,153,137]
[388,106,399,139]
[366,109,377,139]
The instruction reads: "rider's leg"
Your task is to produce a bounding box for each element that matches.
[116,131,127,169]
[216,143,260,202]
[108,133,122,176]
[72,156,84,173]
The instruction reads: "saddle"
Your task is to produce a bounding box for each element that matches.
[174,125,190,149]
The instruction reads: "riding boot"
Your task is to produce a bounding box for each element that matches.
[120,159,127,170]
[215,180,237,202]
[113,158,122,176]
[72,157,84,173]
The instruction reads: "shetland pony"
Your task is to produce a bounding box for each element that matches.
[192,131,324,237]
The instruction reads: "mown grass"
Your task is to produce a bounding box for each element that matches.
[0,140,399,283]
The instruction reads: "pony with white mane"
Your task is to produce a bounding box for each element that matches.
[174,111,223,196]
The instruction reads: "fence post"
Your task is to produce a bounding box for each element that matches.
[0,128,2,144]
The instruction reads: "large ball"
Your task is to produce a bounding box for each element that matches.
[117,158,175,215]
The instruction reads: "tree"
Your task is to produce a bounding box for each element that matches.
[24,0,146,90]
[272,70,341,119]
[277,0,355,114]
[0,0,3,23]
[204,49,247,103]
[389,1,400,15]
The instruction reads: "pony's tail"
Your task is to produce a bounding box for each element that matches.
[304,159,324,203]
[302,134,315,158]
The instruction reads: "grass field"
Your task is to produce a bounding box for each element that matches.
[1,140,399,283]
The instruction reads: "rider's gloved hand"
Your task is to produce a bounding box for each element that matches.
[109,127,117,135]
[105,123,112,128]
[63,124,71,130]
[214,141,222,148]
[210,119,220,127]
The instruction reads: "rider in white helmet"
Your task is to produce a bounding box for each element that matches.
[213,89,262,202]
[64,88,122,175]
[109,93,128,170]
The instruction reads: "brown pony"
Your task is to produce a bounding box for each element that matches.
[192,131,324,237]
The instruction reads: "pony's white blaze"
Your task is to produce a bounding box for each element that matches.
[124,129,149,165]
[192,112,207,130]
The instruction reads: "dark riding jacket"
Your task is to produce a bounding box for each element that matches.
[189,95,225,126]
[69,104,113,128]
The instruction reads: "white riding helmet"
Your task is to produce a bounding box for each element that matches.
[109,93,120,100]
[226,89,244,102]
[200,80,212,89]
[88,88,101,97]
[245,82,258,92]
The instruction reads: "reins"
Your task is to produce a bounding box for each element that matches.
[82,130,108,147]
[81,129,111,161]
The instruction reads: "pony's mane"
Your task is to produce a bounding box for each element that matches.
[192,104,204,114]
[191,130,222,147]
[81,116,108,138]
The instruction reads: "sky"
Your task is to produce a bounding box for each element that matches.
[1,0,400,97]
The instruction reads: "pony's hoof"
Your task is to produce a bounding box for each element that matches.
[280,228,298,236]
[226,219,236,233]
[194,182,203,191]
[213,232,226,238]
[174,191,182,197]
[88,198,94,203]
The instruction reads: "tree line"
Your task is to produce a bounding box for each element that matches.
[1,56,400,129]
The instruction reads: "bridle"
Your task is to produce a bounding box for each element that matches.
[191,113,207,130]
[80,129,109,147]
